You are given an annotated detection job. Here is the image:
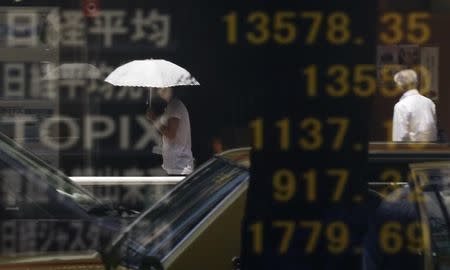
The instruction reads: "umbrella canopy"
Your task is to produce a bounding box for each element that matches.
[104,59,200,88]
[43,63,101,80]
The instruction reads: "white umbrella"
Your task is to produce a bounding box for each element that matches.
[104,59,200,88]
[43,63,101,80]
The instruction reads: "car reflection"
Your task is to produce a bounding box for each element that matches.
[3,145,450,270]
[103,151,249,269]
[0,132,132,258]
[410,163,450,270]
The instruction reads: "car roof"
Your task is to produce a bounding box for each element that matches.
[218,147,250,169]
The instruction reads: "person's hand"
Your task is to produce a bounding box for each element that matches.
[146,110,157,121]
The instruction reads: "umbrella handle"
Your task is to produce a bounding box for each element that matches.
[146,89,153,109]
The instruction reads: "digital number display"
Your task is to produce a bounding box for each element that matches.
[240,0,435,269]
[250,117,354,152]
[247,221,424,255]
[223,11,431,46]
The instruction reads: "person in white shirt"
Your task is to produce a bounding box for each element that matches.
[392,69,437,142]
[147,88,194,175]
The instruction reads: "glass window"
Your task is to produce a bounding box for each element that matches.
[1,1,450,269]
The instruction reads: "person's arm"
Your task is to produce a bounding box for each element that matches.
[159,117,179,140]
[148,114,179,140]
[149,99,184,139]
[433,102,438,127]
[392,105,409,142]
[431,102,438,141]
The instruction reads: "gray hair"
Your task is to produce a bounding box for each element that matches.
[394,69,418,89]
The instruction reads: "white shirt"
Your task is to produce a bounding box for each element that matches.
[392,89,437,142]
[160,98,194,175]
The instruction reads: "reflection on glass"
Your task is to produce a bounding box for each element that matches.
[0,131,101,211]
[111,156,249,268]
[412,165,450,269]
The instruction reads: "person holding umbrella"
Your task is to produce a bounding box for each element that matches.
[105,59,199,176]
[147,87,194,175]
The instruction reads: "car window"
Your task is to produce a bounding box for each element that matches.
[0,163,53,219]
[0,132,102,212]
[422,191,450,261]
[111,157,249,267]
[0,156,92,220]
[412,166,450,269]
